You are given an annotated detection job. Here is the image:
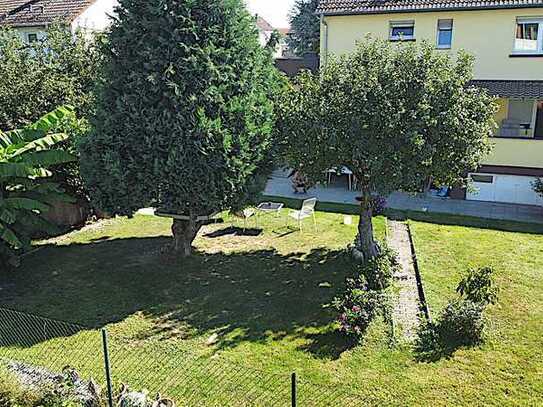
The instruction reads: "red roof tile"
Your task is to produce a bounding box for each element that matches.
[0,0,94,27]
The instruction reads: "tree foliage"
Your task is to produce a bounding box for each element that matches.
[277,39,496,259]
[287,0,320,56]
[0,25,102,202]
[0,106,76,268]
[532,178,543,198]
[0,25,100,129]
[80,0,282,256]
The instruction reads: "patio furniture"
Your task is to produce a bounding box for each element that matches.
[288,198,317,231]
[256,202,284,226]
[230,208,256,231]
[326,166,354,190]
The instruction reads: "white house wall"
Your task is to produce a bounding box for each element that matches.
[71,0,118,32]
[15,27,46,42]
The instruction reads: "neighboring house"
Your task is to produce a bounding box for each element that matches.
[255,15,293,58]
[317,0,543,206]
[256,15,275,47]
[277,27,295,58]
[0,0,118,42]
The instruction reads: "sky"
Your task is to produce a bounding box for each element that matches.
[245,0,296,28]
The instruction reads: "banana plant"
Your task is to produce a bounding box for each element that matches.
[0,106,76,268]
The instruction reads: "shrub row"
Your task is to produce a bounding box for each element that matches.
[333,243,398,343]
[414,266,498,361]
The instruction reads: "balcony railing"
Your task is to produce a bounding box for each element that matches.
[499,120,533,138]
[485,137,543,168]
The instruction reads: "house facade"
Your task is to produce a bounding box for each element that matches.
[255,15,293,59]
[0,0,118,42]
[317,0,543,206]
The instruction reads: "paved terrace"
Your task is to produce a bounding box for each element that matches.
[264,169,543,225]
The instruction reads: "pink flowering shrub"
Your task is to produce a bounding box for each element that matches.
[371,195,387,216]
[333,277,386,342]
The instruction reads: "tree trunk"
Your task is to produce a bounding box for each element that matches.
[171,217,202,257]
[357,190,380,261]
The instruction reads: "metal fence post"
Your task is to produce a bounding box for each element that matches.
[101,328,114,407]
[291,372,297,407]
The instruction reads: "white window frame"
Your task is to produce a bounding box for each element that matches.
[513,17,543,55]
[389,20,415,41]
[436,19,453,49]
[470,174,494,184]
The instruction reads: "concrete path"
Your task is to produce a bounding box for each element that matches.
[387,220,421,341]
[264,170,543,224]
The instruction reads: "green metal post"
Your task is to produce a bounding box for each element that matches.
[101,328,114,407]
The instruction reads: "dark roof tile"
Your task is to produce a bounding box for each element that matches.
[472,80,543,98]
[317,0,543,15]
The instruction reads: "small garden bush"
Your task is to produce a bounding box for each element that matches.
[457,266,499,306]
[334,246,397,342]
[356,244,398,290]
[414,266,498,361]
[438,300,485,346]
[334,276,387,341]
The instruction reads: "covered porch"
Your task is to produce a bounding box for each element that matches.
[264,169,543,224]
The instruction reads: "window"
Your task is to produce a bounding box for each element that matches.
[27,33,38,43]
[514,18,543,54]
[30,5,44,13]
[499,98,538,138]
[471,174,494,184]
[437,19,453,48]
[390,21,415,41]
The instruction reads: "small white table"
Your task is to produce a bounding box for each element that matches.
[257,202,284,215]
[256,202,284,226]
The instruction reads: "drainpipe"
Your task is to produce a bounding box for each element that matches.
[320,14,328,69]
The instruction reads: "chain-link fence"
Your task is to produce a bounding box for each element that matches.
[0,307,361,406]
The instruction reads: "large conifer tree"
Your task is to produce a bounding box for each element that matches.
[81,0,281,256]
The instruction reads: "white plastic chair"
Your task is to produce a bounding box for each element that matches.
[288,198,317,231]
[231,208,256,231]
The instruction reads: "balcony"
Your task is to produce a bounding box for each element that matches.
[485,137,543,168]
[499,119,534,138]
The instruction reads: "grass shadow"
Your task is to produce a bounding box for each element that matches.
[297,329,357,360]
[0,235,354,356]
[203,227,263,238]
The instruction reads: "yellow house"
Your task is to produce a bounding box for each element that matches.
[317,0,543,206]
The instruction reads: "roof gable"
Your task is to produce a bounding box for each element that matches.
[317,0,543,15]
[256,15,274,32]
[0,0,94,27]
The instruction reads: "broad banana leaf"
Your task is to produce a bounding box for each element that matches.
[0,208,16,224]
[0,223,22,249]
[13,181,64,193]
[0,162,51,178]
[2,197,50,213]
[12,149,76,167]
[0,105,75,148]
[28,105,75,133]
[17,191,75,205]
[9,133,70,157]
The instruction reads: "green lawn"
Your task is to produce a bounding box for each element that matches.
[0,209,542,406]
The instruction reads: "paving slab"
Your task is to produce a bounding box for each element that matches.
[264,172,543,224]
